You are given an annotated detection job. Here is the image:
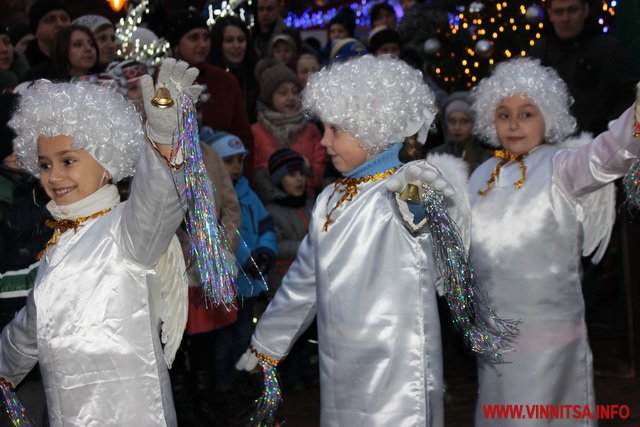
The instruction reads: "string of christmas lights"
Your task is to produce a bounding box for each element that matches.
[115,0,171,66]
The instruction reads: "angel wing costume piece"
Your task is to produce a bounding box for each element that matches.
[471,106,640,427]
[0,142,188,427]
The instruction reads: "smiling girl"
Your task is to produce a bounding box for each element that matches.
[469,58,640,426]
[0,59,200,426]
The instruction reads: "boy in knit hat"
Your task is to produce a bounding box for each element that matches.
[269,33,296,68]
[252,58,327,201]
[367,25,402,58]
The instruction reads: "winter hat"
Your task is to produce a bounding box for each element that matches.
[268,148,307,185]
[0,93,18,161]
[370,3,396,28]
[255,58,300,107]
[329,37,367,63]
[28,0,69,34]
[200,127,248,158]
[329,8,356,38]
[269,33,296,56]
[367,26,402,55]
[444,92,473,120]
[165,10,208,47]
[72,14,113,33]
[105,60,149,83]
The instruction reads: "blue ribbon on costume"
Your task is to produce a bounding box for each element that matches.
[0,379,32,426]
[421,186,519,362]
[623,159,640,208]
[178,93,237,306]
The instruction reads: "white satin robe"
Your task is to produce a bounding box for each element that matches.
[470,107,640,427]
[0,143,185,426]
[252,167,447,427]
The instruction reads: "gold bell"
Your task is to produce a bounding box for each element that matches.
[399,183,421,203]
[151,86,174,108]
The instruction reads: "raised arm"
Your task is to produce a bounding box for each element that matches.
[555,103,640,198]
[118,59,202,267]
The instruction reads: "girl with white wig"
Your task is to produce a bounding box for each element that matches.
[468,57,640,426]
[236,55,513,426]
[0,58,201,426]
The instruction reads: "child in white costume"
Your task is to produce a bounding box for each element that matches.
[0,59,201,426]
[469,58,640,426]
[236,55,507,426]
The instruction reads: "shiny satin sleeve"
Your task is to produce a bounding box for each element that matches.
[0,289,38,386]
[554,106,640,198]
[251,218,317,360]
[118,142,186,268]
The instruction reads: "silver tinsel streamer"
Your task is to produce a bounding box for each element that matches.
[179,93,237,306]
[623,159,640,208]
[421,186,519,362]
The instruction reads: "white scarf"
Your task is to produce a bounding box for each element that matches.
[46,184,121,220]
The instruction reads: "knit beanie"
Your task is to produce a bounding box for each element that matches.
[329,37,367,63]
[72,14,113,33]
[28,0,69,34]
[165,10,208,47]
[368,26,402,55]
[329,8,356,38]
[268,148,307,185]
[269,33,296,56]
[0,93,18,161]
[255,58,300,108]
[444,91,473,120]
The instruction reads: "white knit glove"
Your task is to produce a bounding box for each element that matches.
[140,58,202,145]
[386,163,455,198]
[235,348,260,371]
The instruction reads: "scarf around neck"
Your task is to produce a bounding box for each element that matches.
[258,109,307,148]
[46,184,121,221]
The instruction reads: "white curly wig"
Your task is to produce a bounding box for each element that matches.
[471,57,577,147]
[9,80,144,182]
[302,55,436,153]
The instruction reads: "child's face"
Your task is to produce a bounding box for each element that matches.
[272,42,294,65]
[271,81,300,114]
[222,154,245,181]
[296,56,320,87]
[321,124,370,173]
[494,96,545,155]
[37,135,111,205]
[281,170,306,197]
[375,42,401,58]
[329,24,348,41]
[446,110,473,143]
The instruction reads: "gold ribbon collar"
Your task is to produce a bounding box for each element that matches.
[323,167,397,231]
[479,150,529,196]
[37,208,112,260]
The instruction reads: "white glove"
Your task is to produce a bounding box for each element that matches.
[140,58,203,145]
[235,348,260,371]
[386,163,455,198]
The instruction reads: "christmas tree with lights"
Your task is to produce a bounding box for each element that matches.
[423,0,619,92]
